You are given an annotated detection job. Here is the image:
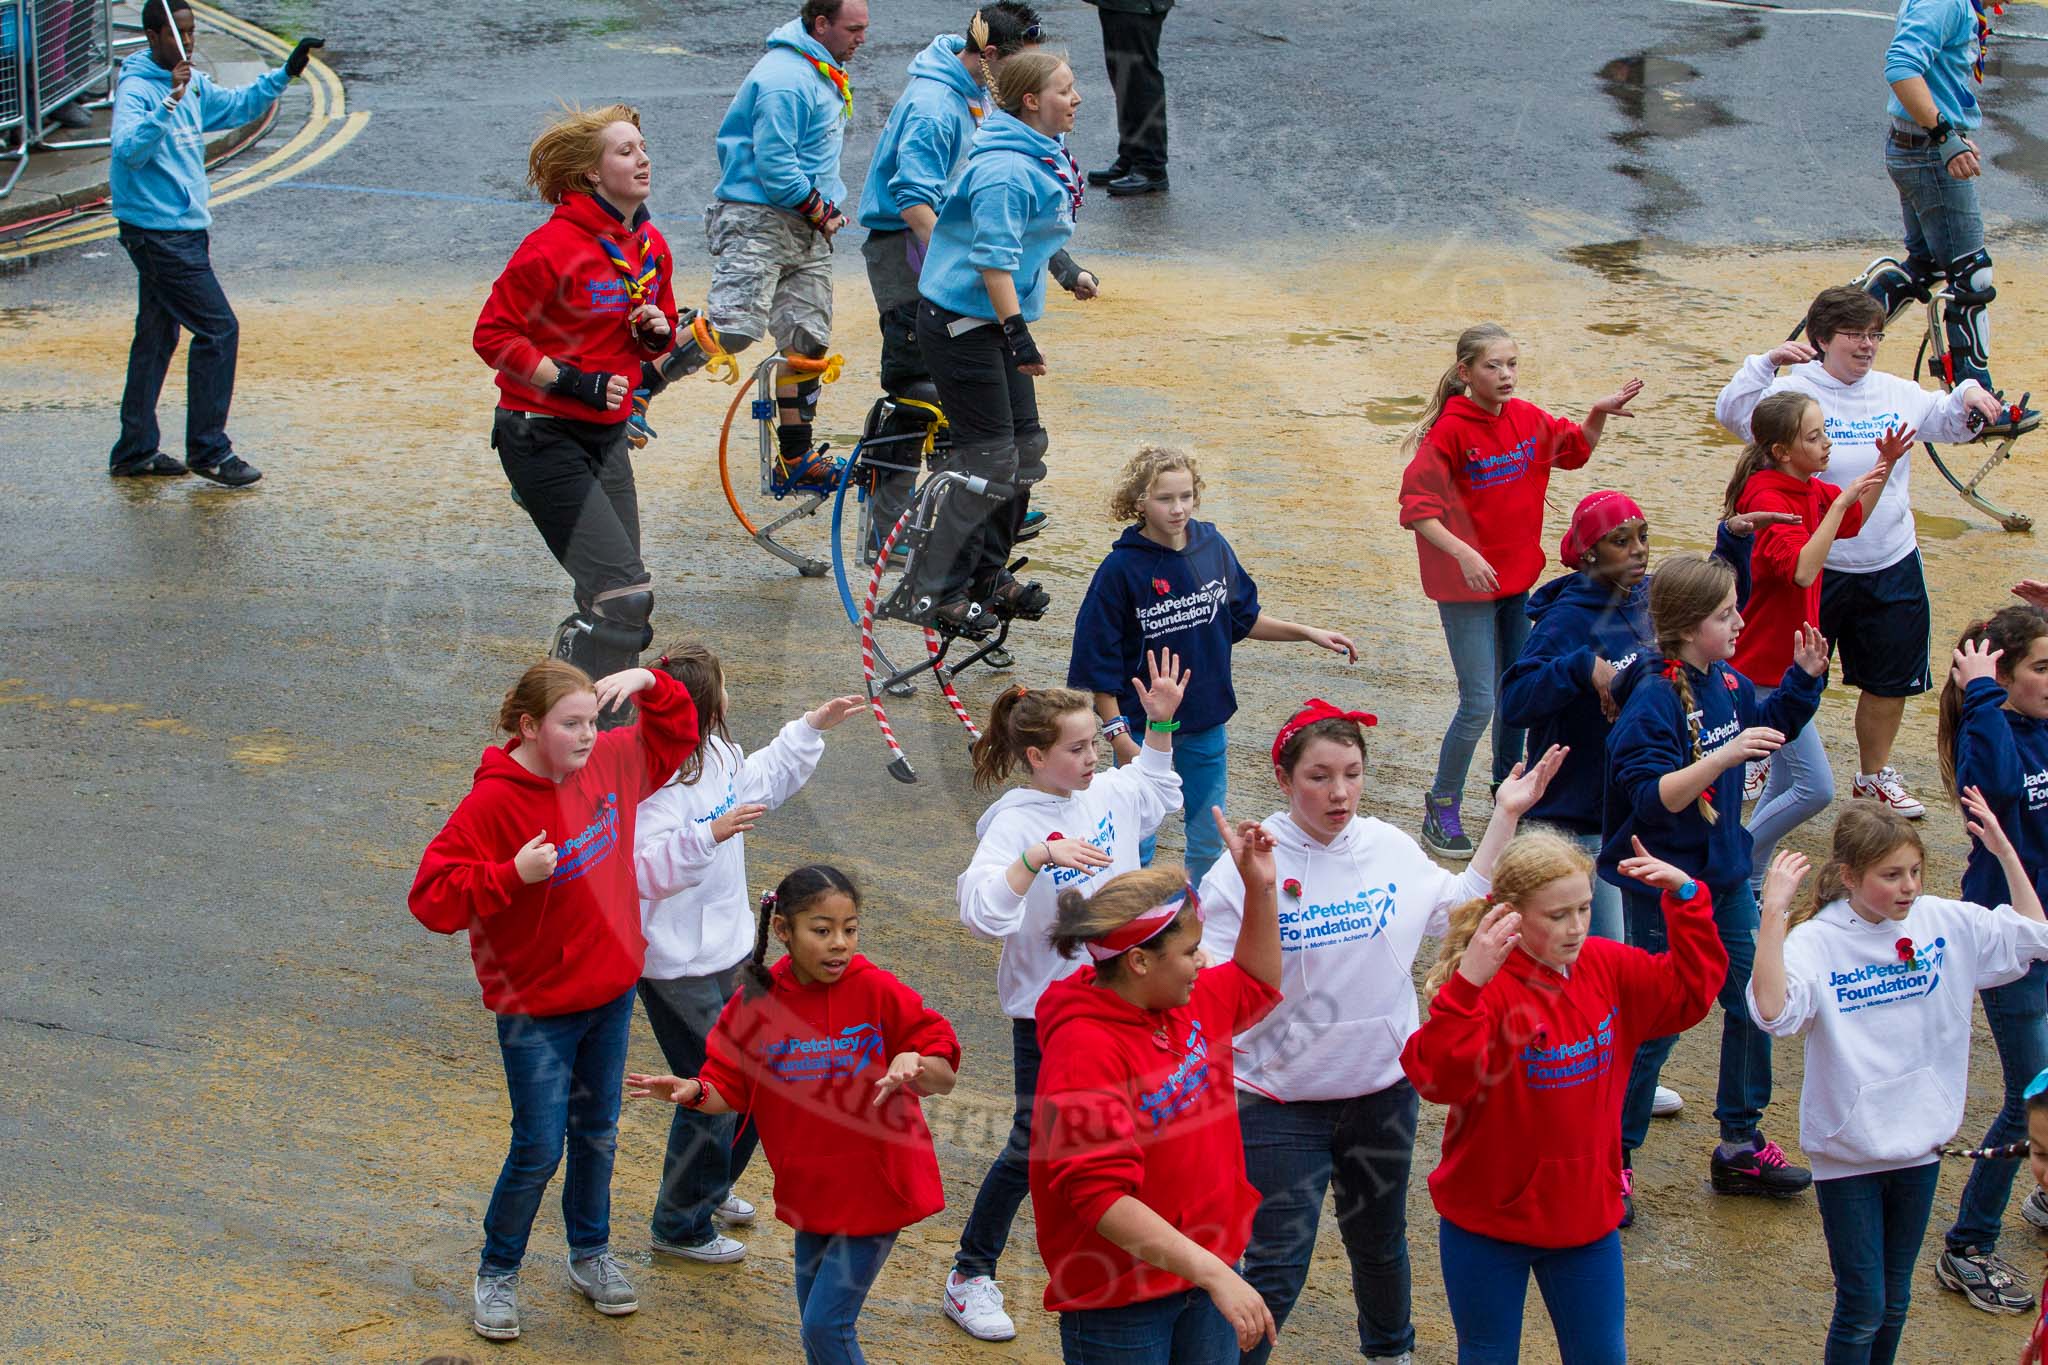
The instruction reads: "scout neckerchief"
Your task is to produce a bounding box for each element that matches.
[1040,142,1083,220]
[806,51,853,119]
[1971,0,2002,82]
[597,224,660,305]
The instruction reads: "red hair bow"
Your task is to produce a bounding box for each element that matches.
[1271,698,1378,766]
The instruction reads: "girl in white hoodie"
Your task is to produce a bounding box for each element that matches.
[633,643,862,1264]
[1197,699,1565,1365]
[1750,792,2048,1365]
[941,649,1188,1343]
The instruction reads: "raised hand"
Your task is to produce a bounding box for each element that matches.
[1725,727,1787,765]
[1041,837,1113,874]
[1758,849,1811,924]
[710,802,768,843]
[1963,785,2017,861]
[1616,836,1693,893]
[1592,377,1645,417]
[514,830,557,884]
[1494,744,1568,818]
[591,666,655,715]
[871,1051,925,1107]
[1132,648,1190,722]
[1722,509,1800,538]
[1874,423,1916,468]
[804,695,865,730]
[1766,340,1817,369]
[1792,622,1829,678]
[1213,807,1276,894]
[1952,637,2005,688]
[2013,579,2048,610]
[1456,902,1522,987]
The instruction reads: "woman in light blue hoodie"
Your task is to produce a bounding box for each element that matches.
[910,48,1084,636]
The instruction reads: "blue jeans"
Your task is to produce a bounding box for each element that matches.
[1438,1219,1625,1364]
[1135,724,1229,884]
[1571,831,1623,944]
[1745,685,1834,889]
[954,1017,1042,1278]
[1238,1084,1419,1363]
[112,224,239,470]
[479,987,636,1274]
[794,1230,898,1365]
[638,969,759,1247]
[1814,1163,1941,1365]
[1947,961,2048,1251]
[1057,1287,1238,1364]
[1432,596,1530,800]
[1619,881,1769,1148]
[1884,124,1991,387]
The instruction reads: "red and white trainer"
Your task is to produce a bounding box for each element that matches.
[1852,766,1926,819]
[1744,758,1769,802]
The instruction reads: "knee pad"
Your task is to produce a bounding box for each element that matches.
[779,349,839,423]
[1014,428,1050,486]
[956,439,1020,485]
[1864,255,1938,323]
[1946,247,1996,384]
[652,311,739,386]
[1950,247,1996,309]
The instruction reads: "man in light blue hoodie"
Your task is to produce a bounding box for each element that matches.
[697,0,868,479]
[107,0,321,484]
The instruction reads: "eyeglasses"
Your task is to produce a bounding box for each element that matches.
[1834,329,1885,344]
[2025,1067,2048,1101]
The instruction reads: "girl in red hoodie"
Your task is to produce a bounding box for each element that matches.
[627,864,961,1365]
[1030,814,1283,1363]
[1401,830,1726,1363]
[1724,390,1904,890]
[408,660,700,1343]
[1397,323,1643,861]
[473,105,682,679]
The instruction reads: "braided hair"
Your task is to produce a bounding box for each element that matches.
[1648,552,1738,827]
[739,864,861,1000]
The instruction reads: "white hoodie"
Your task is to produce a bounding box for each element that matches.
[635,719,827,980]
[958,742,1182,1019]
[1715,354,1985,574]
[1198,811,1488,1101]
[1748,895,2048,1180]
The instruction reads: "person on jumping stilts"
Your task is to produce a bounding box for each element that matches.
[910,48,1084,637]
[474,106,678,692]
[857,3,1098,550]
[1864,0,2037,435]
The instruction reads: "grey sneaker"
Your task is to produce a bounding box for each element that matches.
[472,1271,520,1341]
[651,1232,746,1263]
[566,1251,640,1316]
[1365,1355,1415,1365]
[2023,1189,2048,1232]
[1422,794,1474,860]
[715,1193,757,1226]
[1935,1245,2036,1314]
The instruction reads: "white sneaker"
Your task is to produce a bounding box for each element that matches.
[1853,767,1927,819]
[943,1271,1018,1341]
[651,1232,747,1263]
[1744,758,1769,801]
[716,1194,757,1226]
[1652,1085,1684,1117]
[2024,1189,2048,1232]
[1366,1355,1415,1365]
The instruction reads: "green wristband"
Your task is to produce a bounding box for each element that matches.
[1147,719,1181,733]
[1020,847,1041,875]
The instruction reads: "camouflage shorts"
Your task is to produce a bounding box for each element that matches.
[703,199,834,351]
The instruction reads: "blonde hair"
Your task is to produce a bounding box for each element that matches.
[496,659,595,736]
[1425,829,1592,997]
[1108,445,1205,522]
[1648,552,1739,826]
[1047,866,1194,981]
[527,103,641,205]
[1401,323,1514,458]
[969,684,1096,789]
[990,50,1067,115]
[1722,391,1818,518]
[1793,801,1926,931]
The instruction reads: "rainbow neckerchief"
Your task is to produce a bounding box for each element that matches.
[598,227,660,304]
[1971,0,2004,82]
[806,53,853,119]
[1039,144,1084,221]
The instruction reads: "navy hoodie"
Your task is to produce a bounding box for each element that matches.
[1600,654,1823,889]
[1067,521,1261,736]
[1502,529,1756,835]
[1956,677,2048,907]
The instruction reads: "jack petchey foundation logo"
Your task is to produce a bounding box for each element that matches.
[1135,579,1227,641]
[1830,939,1947,1013]
[1277,884,1399,949]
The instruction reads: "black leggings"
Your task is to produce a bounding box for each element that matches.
[492,408,648,608]
[913,301,1044,603]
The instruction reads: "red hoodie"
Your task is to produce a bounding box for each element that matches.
[1029,961,1281,1313]
[1398,395,1592,603]
[1399,883,1725,1248]
[698,954,961,1237]
[407,672,699,1016]
[1731,467,1864,684]
[472,192,679,424]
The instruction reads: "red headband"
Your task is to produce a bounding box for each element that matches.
[1559,490,1646,570]
[1271,698,1378,766]
[1085,885,1198,961]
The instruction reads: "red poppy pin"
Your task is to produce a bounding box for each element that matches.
[1282,878,1302,899]
[1895,937,1916,965]
[1152,577,1171,596]
[1722,673,1739,692]
[1046,831,1064,842]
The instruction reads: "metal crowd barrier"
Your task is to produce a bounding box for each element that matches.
[0,0,26,197]
[29,0,113,151]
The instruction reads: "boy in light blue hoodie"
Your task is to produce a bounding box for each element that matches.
[107,0,319,484]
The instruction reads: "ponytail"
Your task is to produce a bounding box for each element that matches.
[1795,801,1926,932]
[1400,323,1511,458]
[1723,391,1815,518]
[739,890,779,1001]
[969,684,1094,790]
[739,863,863,1000]
[1669,664,1717,827]
[1648,551,1739,828]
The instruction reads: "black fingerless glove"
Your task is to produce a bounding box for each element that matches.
[286,37,325,78]
[1000,316,1043,369]
[638,359,668,396]
[547,360,614,410]
[795,188,842,233]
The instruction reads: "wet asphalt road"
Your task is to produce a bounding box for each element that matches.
[8,0,2048,1358]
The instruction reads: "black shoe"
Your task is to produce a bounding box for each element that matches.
[1015,508,1048,543]
[110,452,189,477]
[191,455,262,487]
[1085,161,1128,186]
[988,576,1051,621]
[1709,1133,1812,1197]
[934,597,997,638]
[1106,170,1169,197]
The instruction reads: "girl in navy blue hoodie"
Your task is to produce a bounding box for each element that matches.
[1503,490,1774,943]
[1602,550,1827,1221]
[911,50,1083,634]
[1067,446,1356,883]
[1930,604,2048,1308]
